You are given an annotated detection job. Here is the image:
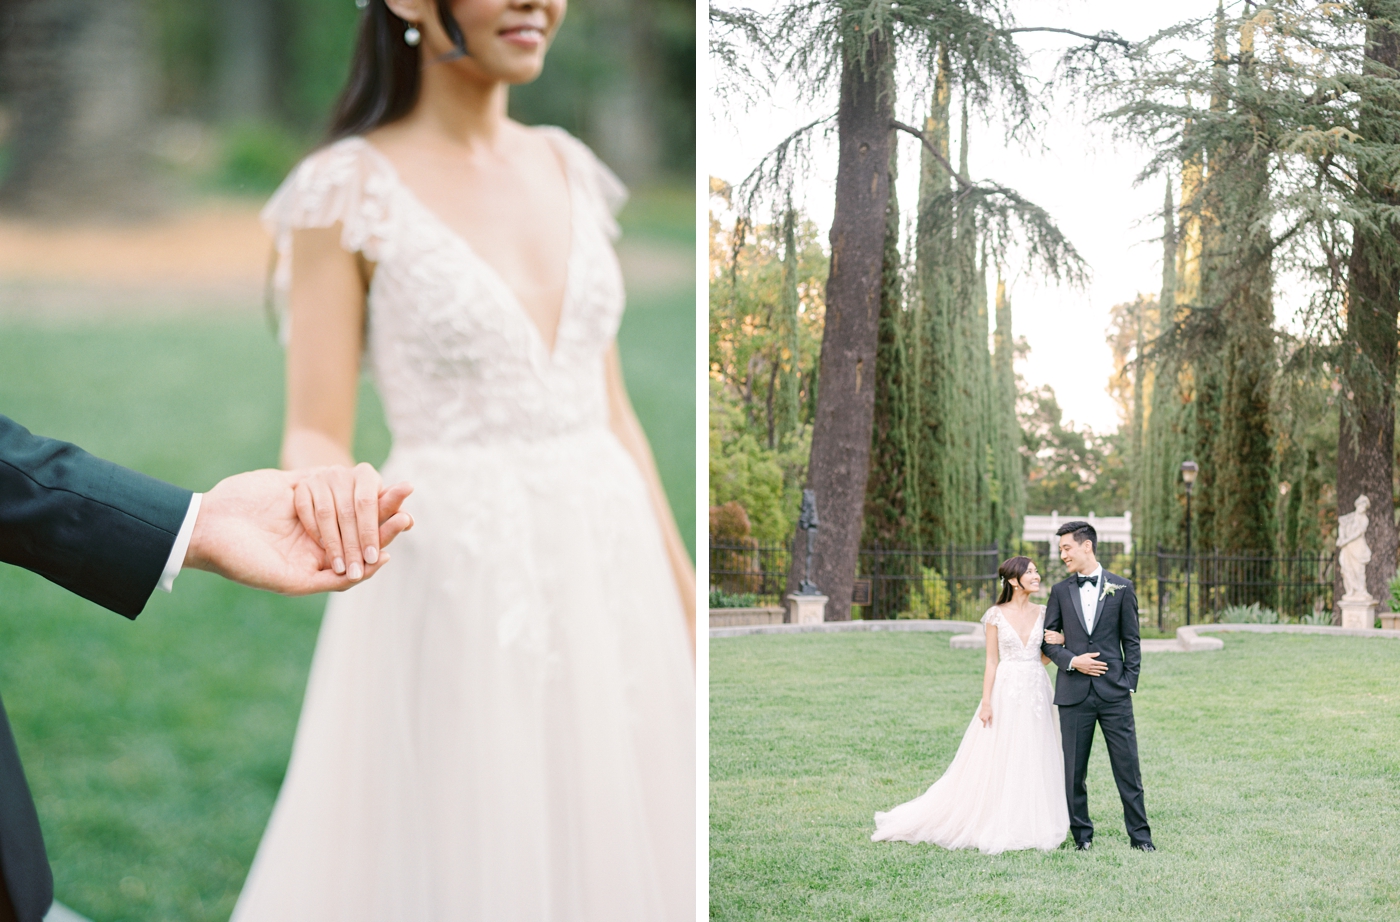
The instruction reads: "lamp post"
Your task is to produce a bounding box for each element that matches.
[1181,460,1198,626]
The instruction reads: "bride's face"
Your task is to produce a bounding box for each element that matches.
[1016,565,1041,594]
[395,0,566,85]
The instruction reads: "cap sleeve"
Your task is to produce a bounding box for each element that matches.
[260,138,398,337]
[981,607,1000,628]
[538,127,628,241]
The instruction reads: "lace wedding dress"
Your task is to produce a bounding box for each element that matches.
[872,606,1067,854]
[230,129,694,921]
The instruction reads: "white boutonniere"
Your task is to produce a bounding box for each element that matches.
[1102,581,1124,598]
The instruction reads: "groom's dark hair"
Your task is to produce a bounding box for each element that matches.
[1055,520,1097,553]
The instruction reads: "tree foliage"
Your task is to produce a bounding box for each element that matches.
[709,183,826,542]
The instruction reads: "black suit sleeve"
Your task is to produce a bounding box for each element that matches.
[1042,584,1074,669]
[1118,578,1141,691]
[0,415,192,619]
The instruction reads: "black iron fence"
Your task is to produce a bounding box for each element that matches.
[855,545,1001,620]
[710,538,1338,627]
[1152,546,1335,628]
[708,541,1001,620]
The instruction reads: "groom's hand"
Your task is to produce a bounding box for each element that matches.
[184,468,414,595]
[1070,652,1108,675]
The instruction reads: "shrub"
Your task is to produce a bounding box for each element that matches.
[1300,606,1334,626]
[710,589,760,609]
[900,567,952,619]
[1220,602,1280,624]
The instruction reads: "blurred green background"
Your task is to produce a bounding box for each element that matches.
[0,1,694,920]
[0,0,693,207]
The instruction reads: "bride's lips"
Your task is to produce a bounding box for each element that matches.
[499,25,546,48]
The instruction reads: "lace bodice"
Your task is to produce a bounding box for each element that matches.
[981,606,1045,664]
[262,128,629,449]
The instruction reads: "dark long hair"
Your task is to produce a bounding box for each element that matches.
[995,556,1034,605]
[326,0,468,141]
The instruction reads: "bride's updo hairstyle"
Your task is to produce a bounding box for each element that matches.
[996,556,1034,605]
[326,0,469,142]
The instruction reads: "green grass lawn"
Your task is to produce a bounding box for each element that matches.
[0,250,692,920]
[711,632,1400,921]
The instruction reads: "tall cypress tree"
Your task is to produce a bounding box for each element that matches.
[863,139,920,552]
[954,105,994,548]
[1213,17,1276,563]
[991,276,1026,550]
[914,52,959,548]
[771,200,803,449]
[1141,175,1187,555]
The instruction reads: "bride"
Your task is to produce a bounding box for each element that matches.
[230,0,695,919]
[872,556,1068,854]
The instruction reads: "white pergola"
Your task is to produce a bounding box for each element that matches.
[1022,510,1133,552]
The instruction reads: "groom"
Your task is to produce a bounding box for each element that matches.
[1041,520,1154,852]
[0,414,413,922]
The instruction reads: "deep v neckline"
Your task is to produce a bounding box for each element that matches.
[356,132,580,362]
[1000,606,1043,649]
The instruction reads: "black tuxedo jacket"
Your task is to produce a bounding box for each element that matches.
[1040,571,1142,706]
[0,414,191,922]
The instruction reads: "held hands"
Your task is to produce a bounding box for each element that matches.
[291,462,413,579]
[185,467,413,595]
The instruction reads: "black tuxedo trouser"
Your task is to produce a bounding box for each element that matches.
[1059,685,1152,847]
[0,695,47,922]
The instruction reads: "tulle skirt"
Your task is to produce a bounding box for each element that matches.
[230,430,695,920]
[872,660,1068,855]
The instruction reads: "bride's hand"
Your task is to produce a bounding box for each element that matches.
[291,462,413,579]
[1044,630,1065,645]
[978,700,993,728]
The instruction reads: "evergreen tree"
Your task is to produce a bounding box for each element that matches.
[991,277,1026,549]
[1139,177,1187,555]
[953,105,994,548]
[1212,14,1276,563]
[863,140,921,551]
[914,52,959,549]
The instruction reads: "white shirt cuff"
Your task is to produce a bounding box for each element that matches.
[157,493,202,593]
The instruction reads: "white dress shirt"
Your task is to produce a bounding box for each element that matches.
[156,493,202,593]
[1078,564,1104,635]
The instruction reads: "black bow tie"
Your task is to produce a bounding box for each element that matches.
[1076,574,1098,588]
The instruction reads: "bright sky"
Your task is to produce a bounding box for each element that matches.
[707,0,1225,434]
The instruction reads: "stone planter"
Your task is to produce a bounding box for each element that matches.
[709,606,786,628]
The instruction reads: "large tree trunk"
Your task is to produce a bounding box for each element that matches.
[1338,8,1400,609]
[787,31,893,621]
[0,0,159,217]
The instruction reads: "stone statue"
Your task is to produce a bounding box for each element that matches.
[797,489,820,595]
[798,489,820,532]
[1337,494,1373,602]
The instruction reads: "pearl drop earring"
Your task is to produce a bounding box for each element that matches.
[404,25,422,46]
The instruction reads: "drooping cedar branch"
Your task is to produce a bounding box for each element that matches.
[1005,26,1131,49]
[892,119,973,191]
